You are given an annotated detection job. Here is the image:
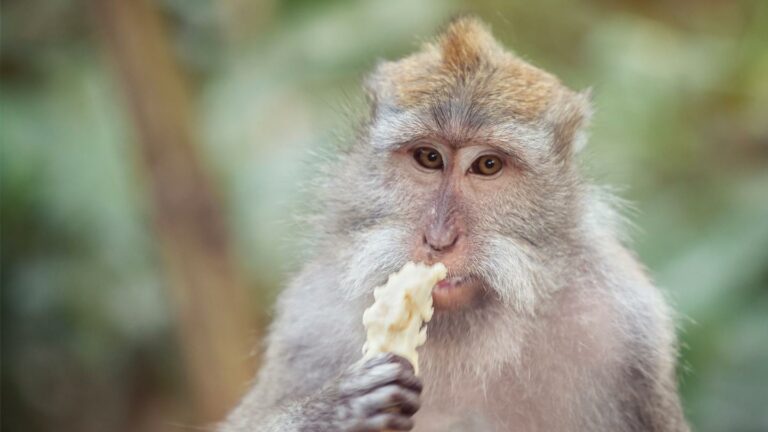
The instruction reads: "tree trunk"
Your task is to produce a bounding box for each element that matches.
[90,0,259,423]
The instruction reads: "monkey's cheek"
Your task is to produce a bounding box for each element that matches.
[431,278,480,311]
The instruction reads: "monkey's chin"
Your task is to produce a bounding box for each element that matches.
[432,276,481,311]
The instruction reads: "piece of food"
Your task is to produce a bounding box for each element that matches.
[362,261,447,375]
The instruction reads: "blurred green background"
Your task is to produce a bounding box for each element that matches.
[2,0,767,431]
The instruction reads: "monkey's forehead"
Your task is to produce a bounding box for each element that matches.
[366,16,568,123]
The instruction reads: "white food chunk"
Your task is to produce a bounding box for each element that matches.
[361,262,447,375]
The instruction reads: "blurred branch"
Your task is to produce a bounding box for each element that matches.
[216,0,276,43]
[89,0,259,423]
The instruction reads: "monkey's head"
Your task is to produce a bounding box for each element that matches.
[328,17,591,315]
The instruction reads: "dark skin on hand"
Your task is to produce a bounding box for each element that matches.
[304,353,422,432]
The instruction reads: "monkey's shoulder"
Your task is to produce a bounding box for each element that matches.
[265,265,366,367]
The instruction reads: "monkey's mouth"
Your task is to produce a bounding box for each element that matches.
[432,275,480,311]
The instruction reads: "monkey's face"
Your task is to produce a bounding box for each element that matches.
[399,139,508,311]
[333,18,588,314]
[359,103,581,314]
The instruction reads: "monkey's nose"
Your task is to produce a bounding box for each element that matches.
[423,229,459,253]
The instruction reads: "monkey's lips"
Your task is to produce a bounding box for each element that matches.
[432,275,480,311]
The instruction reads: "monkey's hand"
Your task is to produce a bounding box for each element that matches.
[299,353,422,431]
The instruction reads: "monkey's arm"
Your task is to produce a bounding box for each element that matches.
[616,313,689,432]
[605,255,690,432]
[222,352,421,432]
[220,266,422,432]
[617,360,689,432]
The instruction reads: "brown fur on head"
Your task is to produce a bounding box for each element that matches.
[324,16,594,319]
[366,16,590,147]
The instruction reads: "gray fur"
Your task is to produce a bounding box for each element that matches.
[221,18,688,432]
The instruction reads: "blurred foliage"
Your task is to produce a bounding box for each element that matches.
[2,0,767,431]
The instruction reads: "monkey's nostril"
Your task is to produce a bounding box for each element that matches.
[426,232,459,252]
[443,234,459,251]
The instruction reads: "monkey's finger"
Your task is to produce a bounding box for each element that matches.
[345,361,423,395]
[344,363,398,394]
[386,386,421,416]
[361,353,413,372]
[365,363,423,393]
[363,413,414,431]
[358,385,421,416]
[383,353,415,374]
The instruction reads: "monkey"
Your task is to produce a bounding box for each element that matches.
[221,16,690,432]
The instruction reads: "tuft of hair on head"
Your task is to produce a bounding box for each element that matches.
[364,14,593,158]
[437,15,502,73]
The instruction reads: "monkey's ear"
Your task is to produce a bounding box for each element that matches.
[548,88,593,159]
[363,60,397,121]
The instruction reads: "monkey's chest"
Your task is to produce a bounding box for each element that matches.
[412,385,515,432]
[413,408,495,431]
[413,398,557,432]
[411,378,567,431]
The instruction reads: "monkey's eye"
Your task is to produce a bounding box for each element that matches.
[413,147,444,170]
[471,155,503,176]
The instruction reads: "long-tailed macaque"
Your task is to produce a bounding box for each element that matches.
[222,16,689,432]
